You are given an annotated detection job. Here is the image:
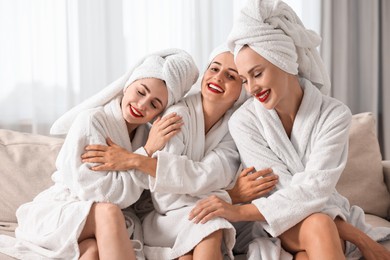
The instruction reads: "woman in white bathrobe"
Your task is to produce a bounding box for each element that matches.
[189,1,390,260]
[80,45,276,259]
[0,49,198,260]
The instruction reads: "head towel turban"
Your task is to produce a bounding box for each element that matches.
[227,0,330,95]
[50,48,199,135]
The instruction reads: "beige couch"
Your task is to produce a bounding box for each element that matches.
[1,112,390,259]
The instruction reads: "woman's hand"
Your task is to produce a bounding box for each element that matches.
[189,195,266,224]
[144,112,183,156]
[81,138,136,171]
[227,167,278,204]
[188,195,241,224]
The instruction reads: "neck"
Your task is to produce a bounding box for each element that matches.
[127,123,137,140]
[275,76,303,137]
[202,97,233,134]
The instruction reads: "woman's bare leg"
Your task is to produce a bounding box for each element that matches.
[79,238,99,260]
[78,203,136,260]
[178,251,193,260]
[335,217,390,260]
[294,251,309,260]
[278,213,345,260]
[193,229,223,260]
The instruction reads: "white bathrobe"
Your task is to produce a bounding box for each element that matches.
[142,92,240,259]
[228,78,390,259]
[0,97,148,260]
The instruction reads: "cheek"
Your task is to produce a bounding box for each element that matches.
[243,84,251,94]
[148,109,163,121]
[200,76,208,89]
[230,84,242,100]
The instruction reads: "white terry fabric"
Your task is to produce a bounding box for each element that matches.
[142,93,240,259]
[227,0,330,95]
[229,79,390,258]
[50,48,199,135]
[0,97,148,259]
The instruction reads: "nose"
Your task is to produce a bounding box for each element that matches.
[245,79,257,95]
[137,97,148,110]
[213,71,223,82]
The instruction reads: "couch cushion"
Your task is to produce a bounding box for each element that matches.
[0,129,64,223]
[336,113,390,218]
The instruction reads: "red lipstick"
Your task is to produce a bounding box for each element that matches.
[255,89,270,103]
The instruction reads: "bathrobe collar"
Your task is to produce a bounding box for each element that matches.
[103,96,149,153]
[254,78,322,174]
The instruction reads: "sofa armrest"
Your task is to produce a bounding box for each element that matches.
[383,160,390,219]
[383,160,390,193]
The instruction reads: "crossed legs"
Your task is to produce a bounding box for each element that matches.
[78,202,136,260]
[279,213,345,260]
[279,213,390,260]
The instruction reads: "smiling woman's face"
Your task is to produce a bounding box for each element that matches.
[121,78,167,130]
[235,46,290,111]
[201,52,242,108]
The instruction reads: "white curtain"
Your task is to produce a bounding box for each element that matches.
[321,0,390,159]
[0,0,235,134]
[0,0,319,135]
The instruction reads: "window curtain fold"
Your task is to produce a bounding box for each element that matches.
[0,0,235,135]
[320,0,390,159]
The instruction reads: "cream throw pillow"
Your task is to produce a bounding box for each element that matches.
[336,112,390,218]
[0,129,63,223]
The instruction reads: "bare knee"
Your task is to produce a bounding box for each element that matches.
[193,230,224,259]
[280,213,338,251]
[299,213,339,244]
[79,238,99,260]
[94,203,126,234]
[94,203,124,221]
[302,213,335,231]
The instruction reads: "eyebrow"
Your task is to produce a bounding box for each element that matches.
[212,61,239,74]
[141,83,163,107]
[247,65,264,75]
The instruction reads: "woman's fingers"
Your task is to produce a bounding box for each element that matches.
[189,197,214,220]
[160,122,183,136]
[158,114,183,130]
[84,144,108,151]
[240,166,255,177]
[82,156,106,164]
[106,137,115,146]
[91,164,111,171]
[81,151,105,159]
[256,186,276,197]
[189,196,230,224]
[248,168,273,180]
[163,129,181,141]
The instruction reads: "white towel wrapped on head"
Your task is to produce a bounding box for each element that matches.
[227,0,330,95]
[50,48,199,135]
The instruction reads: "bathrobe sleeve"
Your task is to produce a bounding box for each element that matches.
[228,101,352,237]
[150,108,240,196]
[55,110,144,209]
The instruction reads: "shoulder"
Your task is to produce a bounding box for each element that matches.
[228,97,260,138]
[229,97,258,128]
[310,95,353,139]
[70,106,107,135]
[164,100,189,118]
[163,93,200,125]
[320,95,352,125]
[230,98,256,124]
